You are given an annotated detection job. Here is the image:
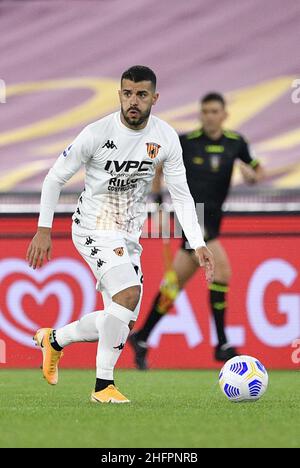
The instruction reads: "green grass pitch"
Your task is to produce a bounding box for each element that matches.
[0,369,299,448]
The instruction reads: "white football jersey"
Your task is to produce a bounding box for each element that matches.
[38,111,205,249]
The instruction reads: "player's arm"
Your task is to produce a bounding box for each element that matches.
[162,132,214,282]
[26,126,94,269]
[238,136,265,184]
[239,160,265,184]
[150,163,163,204]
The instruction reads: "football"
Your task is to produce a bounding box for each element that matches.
[219,355,269,402]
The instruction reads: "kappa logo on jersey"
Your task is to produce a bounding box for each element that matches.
[63,145,72,157]
[146,142,161,159]
[102,140,117,150]
[114,247,124,257]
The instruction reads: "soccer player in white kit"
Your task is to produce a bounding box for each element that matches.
[26,66,214,404]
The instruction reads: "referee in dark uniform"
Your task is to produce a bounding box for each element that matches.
[130,92,264,368]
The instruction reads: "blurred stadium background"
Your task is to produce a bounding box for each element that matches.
[0,0,300,371]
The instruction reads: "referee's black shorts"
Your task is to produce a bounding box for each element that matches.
[180,207,223,252]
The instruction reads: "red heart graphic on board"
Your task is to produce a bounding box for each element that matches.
[0,258,96,347]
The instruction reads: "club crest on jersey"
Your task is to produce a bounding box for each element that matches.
[114,247,124,257]
[146,142,161,159]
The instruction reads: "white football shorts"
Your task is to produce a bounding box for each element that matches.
[71,223,143,319]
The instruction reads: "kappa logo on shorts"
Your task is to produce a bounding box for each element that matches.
[85,236,96,246]
[113,342,125,351]
[97,258,107,268]
[146,142,161,159]
[90,247,100,257]
[113,247,124,257]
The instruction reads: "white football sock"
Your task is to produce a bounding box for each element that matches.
[55,311,100,347]
[96,302,131,380]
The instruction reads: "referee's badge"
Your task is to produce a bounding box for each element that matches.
[210,155,221,172]
[114,247,124,256]
[146,142,161,159]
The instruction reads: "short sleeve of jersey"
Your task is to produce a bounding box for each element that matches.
[237,135,259,168]
[49,125,95,184]
[162,130,187,184]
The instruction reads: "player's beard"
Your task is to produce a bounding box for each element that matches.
[121,105,151,128]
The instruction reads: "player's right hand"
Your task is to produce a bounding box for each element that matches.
[26,228,52,269]
[195,245,215,283]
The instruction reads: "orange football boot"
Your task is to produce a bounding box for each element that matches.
[33,328,63,385]
[91,385,130,404]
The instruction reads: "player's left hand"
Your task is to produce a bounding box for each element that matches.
[195,246,215,283]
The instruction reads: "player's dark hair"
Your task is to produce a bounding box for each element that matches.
[201,92,226,107]
[121,65,157,90]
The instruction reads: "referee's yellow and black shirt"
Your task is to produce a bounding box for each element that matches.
[180,128,259,210]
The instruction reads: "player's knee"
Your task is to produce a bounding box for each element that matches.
[125,285,141,310]
[123,286,140,311]
[113,285,141,311]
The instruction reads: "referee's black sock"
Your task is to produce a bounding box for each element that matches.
[209,282,229,347]
[136,292,170,343]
